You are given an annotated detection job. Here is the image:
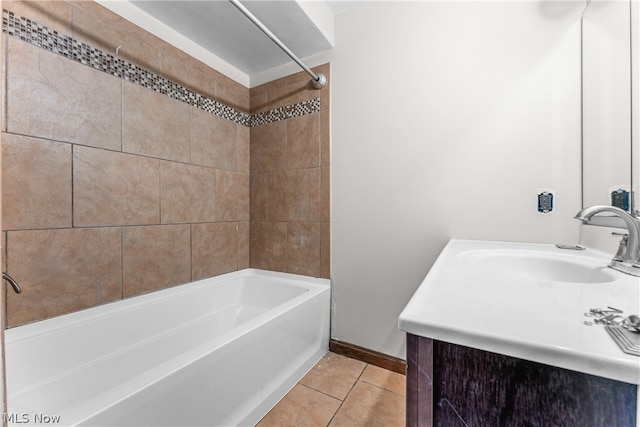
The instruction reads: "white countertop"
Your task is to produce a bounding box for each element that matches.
[398,239,640,384]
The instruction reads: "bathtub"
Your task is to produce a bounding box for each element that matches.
[4,269,330,426]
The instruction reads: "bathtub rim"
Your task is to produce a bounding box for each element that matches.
[4,268,330,343]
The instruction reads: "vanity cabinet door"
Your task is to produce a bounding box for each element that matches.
[406,334,637,427]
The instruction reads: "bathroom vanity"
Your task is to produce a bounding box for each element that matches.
[399,240,639,427]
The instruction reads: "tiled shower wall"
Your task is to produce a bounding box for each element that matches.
[249,65,331,279]
[1,1,330,327]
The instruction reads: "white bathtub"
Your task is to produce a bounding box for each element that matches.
[4,269,330,426]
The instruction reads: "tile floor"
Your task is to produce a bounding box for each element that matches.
[256,352,406,427]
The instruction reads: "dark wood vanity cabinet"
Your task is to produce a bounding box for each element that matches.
[406,334,638,427]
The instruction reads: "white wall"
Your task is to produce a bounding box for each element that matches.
[330,1,586,359]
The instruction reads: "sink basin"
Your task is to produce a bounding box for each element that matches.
[398,239,640,385]
[461,249,617,283]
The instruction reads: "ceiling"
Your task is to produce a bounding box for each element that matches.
[129,1,357,76]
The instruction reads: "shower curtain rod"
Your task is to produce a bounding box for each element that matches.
[228,0,327,89]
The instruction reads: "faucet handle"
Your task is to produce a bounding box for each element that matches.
[612,232,629,262]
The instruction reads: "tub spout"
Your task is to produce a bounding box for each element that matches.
[3,272,21,294]
[574,205,640,276]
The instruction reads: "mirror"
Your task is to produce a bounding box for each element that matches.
[581,0,634,221]
[633,0,639,217]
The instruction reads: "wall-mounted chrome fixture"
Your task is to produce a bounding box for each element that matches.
[3,272,21,294]
[228,0,327,89]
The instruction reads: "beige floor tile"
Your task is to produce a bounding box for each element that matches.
[360,364,406,396]
[300,352,367,400]
[328,381,405,427]
[256,384,341,427]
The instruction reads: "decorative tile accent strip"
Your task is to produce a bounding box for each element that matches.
[2,10,321,127]
[251,98,321,127]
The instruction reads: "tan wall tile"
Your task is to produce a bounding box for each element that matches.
[70,3,162,75]
[216,75,250,113]
[309,168,321,222]
[269,170,310,221]
[118,17,166,53]
[155,38,191,63]
[269,81,313,111]
[190,57,224,80]
[123,224,191,298]
[2,232,6,276]
[250,92,269,114]
[250,221,287,272]
[251,64,329,113]
[118,17,164,70]
[71,0,161,73]
[251,78,285,98]
[216,171,249,222]
[191,108,237,170]
[1,35,5,133]
[161,53,215,99]
[160,161,217,224]
[321,110,330,166]
[249,64,330,278]
[237,222,250,270]
[250,121,287,173]
[2,134,72,230]
[122,81,190,162]
[70,0,121,27]
[237,124,250,174]
[287,113,320,169]
[6,38,121,150]
[287,222,320,277]
[192,222,238,280]
[120,16,204,79]
[73,146,160,227]
[250,174,269,222]
[321,166,330,223]
[6,227,122,326]
[251,74,305,112]
[4,1,72,35]
[71,3,123,49]
[286,69,314,87]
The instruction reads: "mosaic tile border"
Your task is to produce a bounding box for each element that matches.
[251,98,321,127]
[2,10,321,128]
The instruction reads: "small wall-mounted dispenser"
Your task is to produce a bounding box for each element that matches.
[537,189,554,214]
[609,186,631,212]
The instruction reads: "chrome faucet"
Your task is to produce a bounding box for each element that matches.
[574,205,640,276]
[2,272,21,293]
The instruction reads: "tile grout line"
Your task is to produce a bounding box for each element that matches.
[296,382,342,403]
[324,363,369,427]
[357,365,407,397]
[359,378,406,397]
